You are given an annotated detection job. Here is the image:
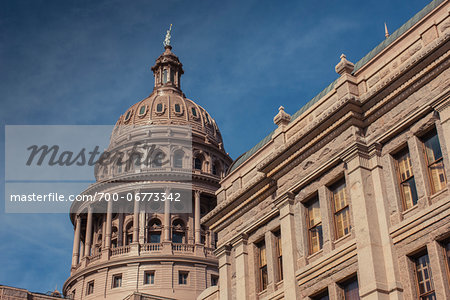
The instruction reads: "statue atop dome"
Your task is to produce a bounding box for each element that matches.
[163,24,172,47]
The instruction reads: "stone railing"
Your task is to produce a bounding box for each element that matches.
[88,252,102,263]
[111,245,130,256]
[71,262,81,273]
[204,247,215,256]
[172,243,195,253]
[141,243,163,253]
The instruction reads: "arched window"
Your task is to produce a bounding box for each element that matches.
[111,227,118,248]
[174,103,181,113]
[125,222,133,245]
[124,110,132,122]
[148,219,162,243]
[194,157,202,170]
[172,219,185,244]
[163,69,168,84]
[174,151,184,168]
[201,225,207,245]
[102,166,108,178]
[156,103,163,113]
[212,161,222,176]
[152,150,165,168]
[96,234,102,253]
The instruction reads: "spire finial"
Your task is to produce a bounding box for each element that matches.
[384,22,389,38]
[163,24,173,47]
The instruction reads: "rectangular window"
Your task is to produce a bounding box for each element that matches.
[112,274,122,288]
[257,240,268,291]
[413,253,436,299]
[144,271,155,285]
[341,277,360,300]
[394,147,418,210]
[421,129,447,194]
[331,179,351,239]
[311,289,329,300]
[443,239,450,286]
[86,281,94,295]
[274,230,283,281]
[211,275,219,286]
[178,271,188,285]
[306,196,323,254]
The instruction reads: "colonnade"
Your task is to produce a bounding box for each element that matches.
[71,190,208,267]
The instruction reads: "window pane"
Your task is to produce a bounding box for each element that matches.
[397,151,414,180]
[261,266,268,290]
[414,253,435,298]
[343,278,360,300]
[150,233,160,243]
[308,199,321,227]
[335,207,350,239]
[259,243,267,266]
[174,153,183,168]
[310,224,323,253]
[402,177,418,209]
[172,233,183,244]
[163,70,168,83]
[429,161,446,193]
[332,182,348,212]
[424,133,442,164]
[194,158,202,170]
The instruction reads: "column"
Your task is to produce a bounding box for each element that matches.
[194,190,201,244]
[234,234,249,299]
[104,200,113,250]
[84,206,93,257]
[101,214,106,248]
[275,193,301,300]
[163,188,171,242]
[71,215,81,266]
[133,191,139,243]
[80,241,85,259]
[216,245,232,300]
[118,206,124,246]
[206,231,211,248]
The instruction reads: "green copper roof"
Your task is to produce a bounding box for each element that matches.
[353,0,444,73]
[229,0,444,173]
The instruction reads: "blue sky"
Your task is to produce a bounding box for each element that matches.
[0,0,435,294]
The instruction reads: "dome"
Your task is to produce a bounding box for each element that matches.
[114,45,224,147]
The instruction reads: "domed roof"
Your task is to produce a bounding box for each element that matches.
[114,45,224,146]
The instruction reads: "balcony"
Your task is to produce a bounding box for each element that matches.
[74,242,216,274]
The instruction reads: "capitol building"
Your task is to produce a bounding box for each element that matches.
[1,0,450,299]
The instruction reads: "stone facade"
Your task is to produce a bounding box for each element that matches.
[0,285,63,300]
[202,0,450,299]
[62,45,232,299]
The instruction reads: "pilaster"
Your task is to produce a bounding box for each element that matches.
[233,234,249,299]
[341,143,390,300]
[274,192,301,300]
[215,244,232,300]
